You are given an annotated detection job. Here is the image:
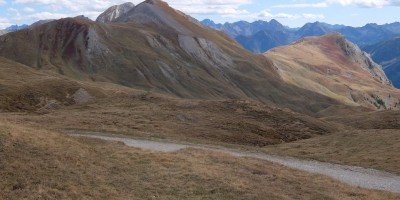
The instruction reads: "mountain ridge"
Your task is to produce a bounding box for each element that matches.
[265,32,399,110]
[202,19,400,53]
[0,0,398,114]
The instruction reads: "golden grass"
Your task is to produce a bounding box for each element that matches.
[1,119,398,199]
[264,129,400,175]
[2,93,336,147]
[265,34,400,110]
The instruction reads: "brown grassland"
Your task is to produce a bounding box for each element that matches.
[1,55,400,198]
[264,110,400,175]
[4,92,337,147]
[1,119,399,199]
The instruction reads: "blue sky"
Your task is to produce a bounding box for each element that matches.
[0,0,399,29]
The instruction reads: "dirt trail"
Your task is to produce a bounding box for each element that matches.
[70,133,400,194]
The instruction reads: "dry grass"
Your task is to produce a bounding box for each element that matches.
[0,57,109,112]
[3,93,336,147]
[323,110,400,129]
[1,119,398,199]
[265,33,400,110]
[264,129,400,175]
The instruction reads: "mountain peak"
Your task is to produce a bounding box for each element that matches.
[201,19,216,26]
[300,33,392,86]
[115,0,194,34]
[266,33,396,109]
[96,2,135,23]
[325,31,344,39]
[144,0,164,5]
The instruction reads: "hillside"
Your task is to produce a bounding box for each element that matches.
[363,37,400,87]
[265,32,400,110]
[0,0,346,114]
[0,57,107,112]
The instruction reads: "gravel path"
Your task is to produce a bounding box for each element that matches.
[71,133,400,194]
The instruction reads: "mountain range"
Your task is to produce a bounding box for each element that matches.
[202,19,400,53]
[364,36,400,88]
[203,19,400,87]
[0,0,398,114]
[0,0,336,114]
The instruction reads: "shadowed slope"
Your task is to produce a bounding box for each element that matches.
[0,57,106,111]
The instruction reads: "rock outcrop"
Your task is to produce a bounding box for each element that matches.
[96,2,135,23]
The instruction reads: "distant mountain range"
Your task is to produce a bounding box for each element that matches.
[364,36,400,88]
[0,19,61,35]
[0,24,29,35]
[203,19,400,87]
[202,19,400,53]
[4,24,29,31]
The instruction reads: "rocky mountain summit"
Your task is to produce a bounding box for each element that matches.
[96,2,135,23]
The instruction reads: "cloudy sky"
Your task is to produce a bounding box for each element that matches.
[0,0,399,29]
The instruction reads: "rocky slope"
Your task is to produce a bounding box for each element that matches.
[0,0,347,114]
[265,32,400,110]
[96,2,135,23]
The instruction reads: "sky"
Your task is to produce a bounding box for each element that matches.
[0,0,400,29]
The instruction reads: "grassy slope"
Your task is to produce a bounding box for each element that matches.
[265,33,400,110]
[1,119,398,199]
[323,110,400,129]
[265,129,400,175]
[0,13,345,115]
[0,57,107,111]
[4,92,337,147]
[263,110,400,174]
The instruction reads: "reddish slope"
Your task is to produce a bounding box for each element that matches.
[265,32,400,110]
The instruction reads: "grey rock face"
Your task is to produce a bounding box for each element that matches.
[96,2,135,23]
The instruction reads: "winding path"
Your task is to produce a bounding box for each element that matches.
[70,133,400,194]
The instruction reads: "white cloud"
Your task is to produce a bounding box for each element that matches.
[0,17,9,23]
[328,0,388,7]
[0,18,11,29]
[23,7,35,12]
[222,9,325,21]
[274,0,400,8]
[273,3,328,8]
[302,13,325,19]
[25,12,68,21]
[11,0,253,20]
[0,0,6,5]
